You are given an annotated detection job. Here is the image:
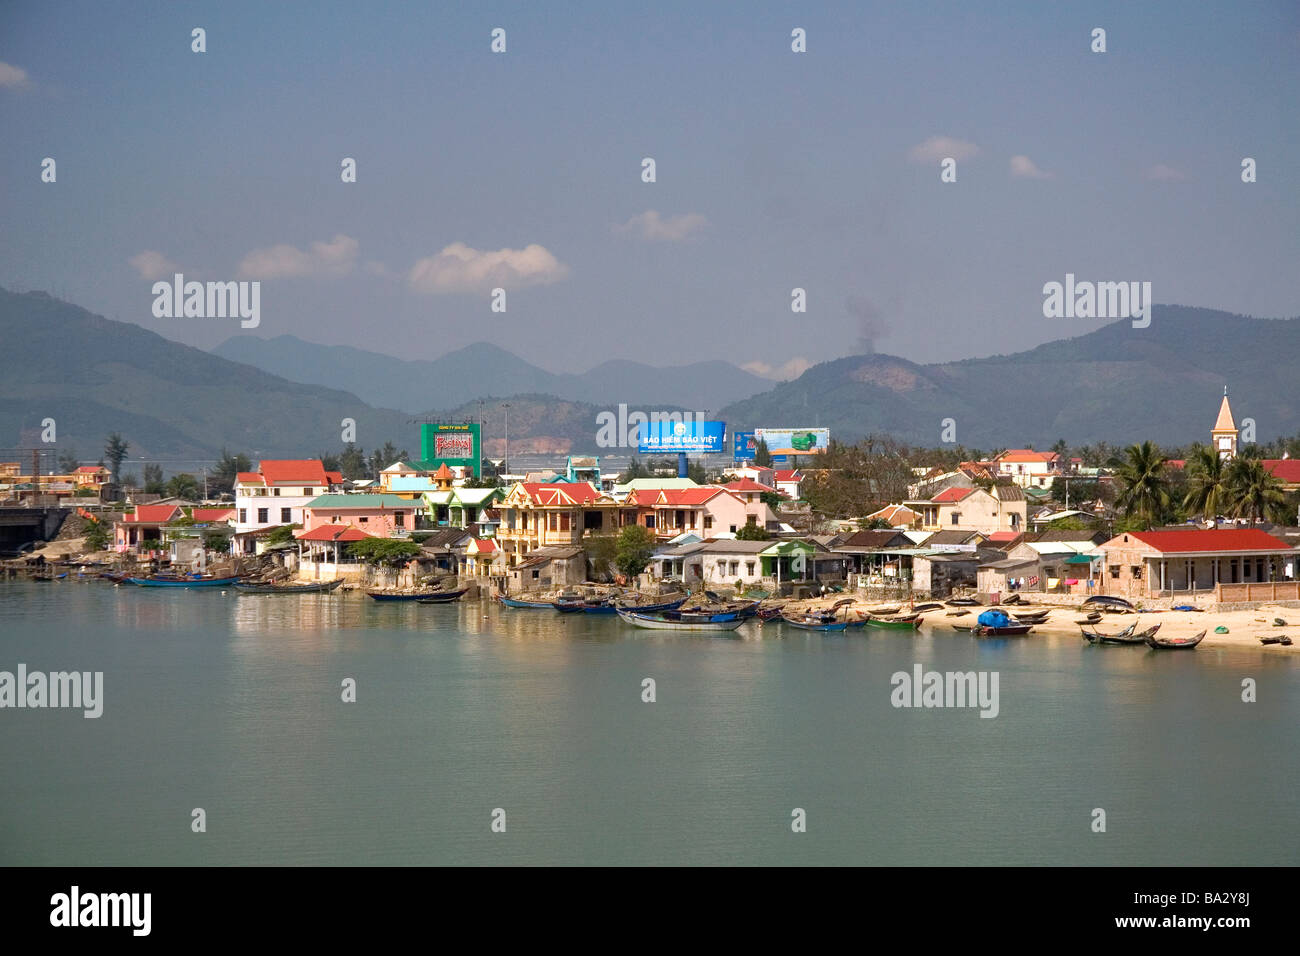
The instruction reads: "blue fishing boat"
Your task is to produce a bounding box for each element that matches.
[779,611,851,632]
[129,575,240,588]
[495,594,554,609]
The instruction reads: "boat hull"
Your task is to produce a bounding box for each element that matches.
[495,595,554,609]
[129,576,239,588]
[616,608,745,631]
[234,579,344,594]
[864,617,922,630]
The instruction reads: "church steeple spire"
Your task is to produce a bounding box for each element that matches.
[1212,387,1238,460]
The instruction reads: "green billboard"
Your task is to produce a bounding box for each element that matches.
[419,423,481,476]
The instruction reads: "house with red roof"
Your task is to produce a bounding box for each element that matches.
[904,484,1026,536]
[730,465,776,488]
[773,469,803,499]
[464,538,504,578]
[1264,459,1300,492]
[113,504,182,553]
[863,503,922,529]
[991,450,1062,489]
[1098,528,1297,599]
[626,486,762,541]
[495,481,625,564]
[232,459,342,552]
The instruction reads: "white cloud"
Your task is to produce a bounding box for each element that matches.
[1010,155,1052,179]
[0,62,30,89]
[742,357,813,381]
[128,251,183,281]
[615,210,708,241]
[908,136,979,163]
[407,242,569,294]
[236,234,359,279]
[1146,164,1188,181]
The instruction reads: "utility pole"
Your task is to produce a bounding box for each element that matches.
[503,402,510,478]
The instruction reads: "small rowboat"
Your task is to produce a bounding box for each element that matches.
[780,613,850,631]
[616,608,746,631]
[495,594,554,609]
[129,575,240,588]
[1080,622,1138,645]
[864,614,923,631]
[367,588,455,602]
[234,578,344,594]
[973,623,1033,636]
[417,588,468,604]
[1011,609,1049,624]
[1146,629,1206,650]
[614,595,689,613]
[1259,634,1294,646]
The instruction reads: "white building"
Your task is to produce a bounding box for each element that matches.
[232,459,343,554]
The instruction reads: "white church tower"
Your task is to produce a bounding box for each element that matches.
[1211,387,1238,461]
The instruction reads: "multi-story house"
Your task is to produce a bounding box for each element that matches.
[991,450,1062,489]
[495,482,627,566]
[905,484,1026,536]
[232,460,343,553]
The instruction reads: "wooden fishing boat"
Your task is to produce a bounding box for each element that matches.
[367,588,454,601]
[912,602,945,613]
[1082,595,1134,614]
[495,594,555,609]
[1079,621,1137,645]
[864,614,923,630]
[1146,629,1206,650]
[613,594,689,613]
[234,578,344,594]
[1259,634,1294,646]
[973,623,1033,636]
[946,598,981,607]
[417,588,469,604]
[780,614,851,631]
[1011,609,1049,624]
[129,574,240,588]
[616,607,746,631]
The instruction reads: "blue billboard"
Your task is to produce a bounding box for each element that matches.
[733,431,757,462]
[637,419,726,454]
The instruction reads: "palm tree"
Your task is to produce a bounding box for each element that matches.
[1110,441,1170,530]
[103,433,129,484]
[1226,453,1286,524]
[1182,444,1230,526]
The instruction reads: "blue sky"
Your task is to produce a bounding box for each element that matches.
[2,0,1297,380]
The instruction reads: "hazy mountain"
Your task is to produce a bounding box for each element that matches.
[0,288,411,461]
[720,306,1300,448]
[211,334,770,412]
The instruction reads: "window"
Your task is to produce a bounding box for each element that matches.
[257,508,268,523]
[273,487,281,497]
[729,525,737,533]
[1109,564,1120,579]
[729,561,739,575]
[303,488,312,496]
[1131,566,1142,579]
[746,562,755,576]
[238,509,246,523]
[359,516,368,523]
[395,513,405,528]
[951,513,960,525]
[280,508,291,523]
[560,513,570,531]
[704,516,713,530]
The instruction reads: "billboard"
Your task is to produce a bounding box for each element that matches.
[733,431,757,462]
[637,420,726,454]
[755,428,830,455]
[419,423,481,476]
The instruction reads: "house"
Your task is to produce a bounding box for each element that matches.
[72,465,112,490]
[651,539,708,584]
[626,487,759,540]
[113,504,181,553]
[1264,459,1300,493]
[919,529,985,552]
[464,538,505,578]
[905,483,1026,536]
[608,476,700,501]
[911,551,981,598]
[759,539,844,587]
[505,545,586,592]
[774,469,803,499]
[730,465,776,488]
[696,539,772,587]
[718,479,782,527]
[862,503,921,529]
[831,529,915,579]
[446,486,505,528]
[418,527,475,575]
[1097,528,1297,599]
[301,494,419,537]
[293,524,375,577]
[232,460,341,551]
[992,450,1062,489]
[496,482,623,565]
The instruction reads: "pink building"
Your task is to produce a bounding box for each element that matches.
[300,494,418,537]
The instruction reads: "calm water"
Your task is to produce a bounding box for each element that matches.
[1,580,1297,866]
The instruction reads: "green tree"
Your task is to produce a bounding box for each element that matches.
[142,463,165,494]
[338,444,368,480]
[347,538,421,563]
[212,448,252,487]
[202,530,232,552]
[1226,453,1286,524]
[103,433,129,483]
[1182,444,1230,525]
[754,438,772,467]
[760,490,784,509]
[686,460,709,484]
[368,442,406,475]
[1110,441,1170,530]
[319,452,341,472]
[617,457,649,483]
[266,524,302,546]
[57,449,80,473]
[735,521,771,541]
[857,516,891,530]
[82,518,109,551]
[583,534,618,581]
[165,473,201,499]
[614,525,657,578]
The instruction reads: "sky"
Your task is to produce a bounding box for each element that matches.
[2,0,1298,380]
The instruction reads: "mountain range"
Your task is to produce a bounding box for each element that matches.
[1,287,1296,464]
[211,334,769,413]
